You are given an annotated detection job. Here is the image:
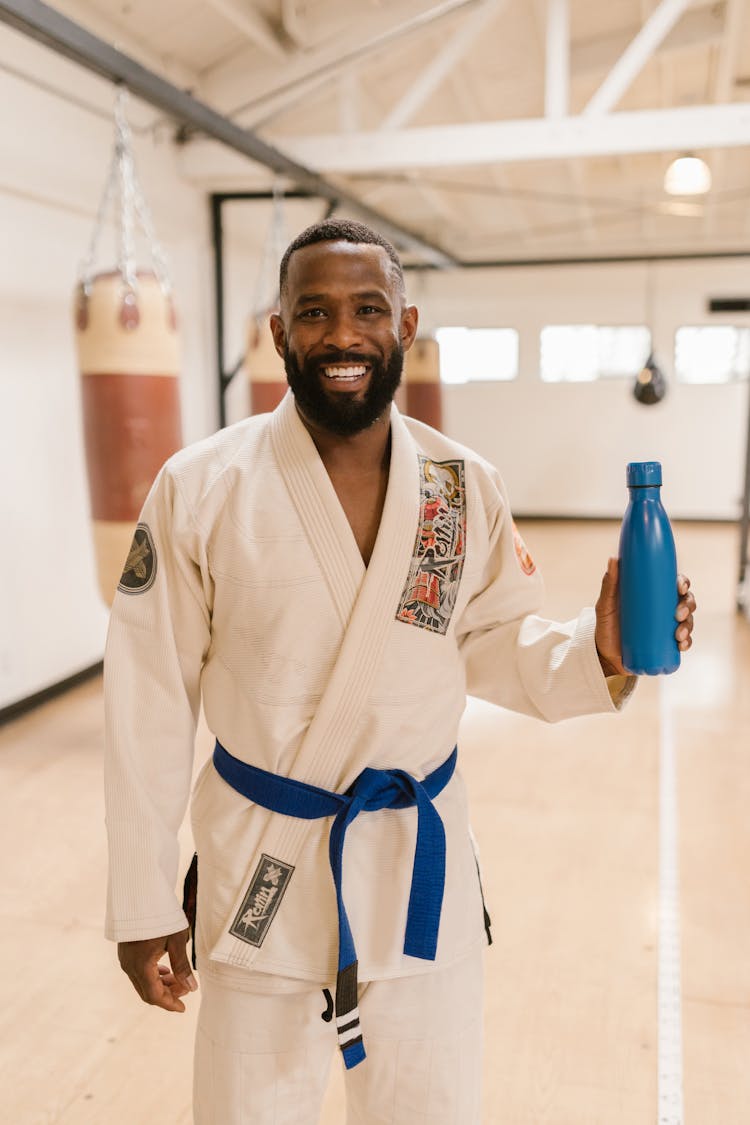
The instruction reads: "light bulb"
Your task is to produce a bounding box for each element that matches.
[663,155,712,196]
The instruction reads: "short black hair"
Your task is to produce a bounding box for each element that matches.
[279,218,405,299]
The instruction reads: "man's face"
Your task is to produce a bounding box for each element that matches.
[271,241,418,437]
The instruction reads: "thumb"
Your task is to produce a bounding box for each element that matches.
[166,929,198,992]
[598,556,619,605]
[605,555,619,586]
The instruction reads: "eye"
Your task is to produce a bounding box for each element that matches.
[359,305,384,316]
[298,307,326,319]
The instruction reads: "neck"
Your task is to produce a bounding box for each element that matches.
[296,403,393,474]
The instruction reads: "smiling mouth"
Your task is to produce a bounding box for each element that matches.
[321,364,368,382]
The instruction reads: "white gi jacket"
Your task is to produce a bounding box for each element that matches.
[104,392,626,984]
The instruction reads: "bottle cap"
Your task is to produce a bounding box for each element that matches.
[626,460,662,487]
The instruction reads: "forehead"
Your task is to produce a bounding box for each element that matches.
[284,240,399,300]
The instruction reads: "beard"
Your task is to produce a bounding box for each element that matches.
[284,344,403,437]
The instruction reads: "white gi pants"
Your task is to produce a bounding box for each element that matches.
[193,949,484,1125]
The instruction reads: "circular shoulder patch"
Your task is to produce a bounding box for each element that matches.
[118,522,157,595]
[512,520,536,576]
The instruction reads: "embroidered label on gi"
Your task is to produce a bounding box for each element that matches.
[395,456,466,635]
[118,522,157,594]
[229,854,294,947]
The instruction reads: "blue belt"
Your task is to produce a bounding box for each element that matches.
[213,740,457,1069]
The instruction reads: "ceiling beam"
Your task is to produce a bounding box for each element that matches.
[280,0,305,48]
[572,3,724,76]
[203,0,288,59]
[0,0,456,266]
[40,0,198,89]
[197,0,480,125]
[446,63,535,239]
[379,0,508,130]
[337,69,360,134]
[703,0,745,235]
[583,0,691,115]
[545,0,569,118]
[273,103,750,172]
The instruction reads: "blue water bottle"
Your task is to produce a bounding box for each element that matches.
[619,461,680,675]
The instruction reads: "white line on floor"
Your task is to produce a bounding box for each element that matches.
[658,677,684,1124]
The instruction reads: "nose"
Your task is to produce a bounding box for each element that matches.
[322,309,363,351]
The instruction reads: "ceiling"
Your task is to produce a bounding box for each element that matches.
[15,0,750,264]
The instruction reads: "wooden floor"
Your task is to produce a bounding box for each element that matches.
[2,521,747,1124]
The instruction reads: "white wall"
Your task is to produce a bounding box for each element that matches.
[0,29,217,708]
[412,261,750,520]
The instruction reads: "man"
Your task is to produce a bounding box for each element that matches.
[105,219,696,1124]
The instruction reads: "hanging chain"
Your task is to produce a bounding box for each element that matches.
[78,132,118,293]
[269,180,285,308]
[251,180,285,319]
[115,88,137,293]
[78,85,173,300]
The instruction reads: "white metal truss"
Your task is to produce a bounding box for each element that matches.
[703,0,745,235]
[545,0,569,118]
[583,0,692,115]
[203,0,288,58]
[379,0,510,130]
[198,0,481,124]
[252,103,750,174]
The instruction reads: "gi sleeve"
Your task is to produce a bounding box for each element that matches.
[103,462,212,942]
[457,470,628,722]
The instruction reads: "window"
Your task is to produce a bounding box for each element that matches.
[435,327,518,384]
[540,325,651,382]
[675,326,750,384]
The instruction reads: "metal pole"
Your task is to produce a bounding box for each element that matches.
[210,195,227,430]
[738,380,750,613]
[0,0,456,268]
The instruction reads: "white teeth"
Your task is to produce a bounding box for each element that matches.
[322,365,366,381]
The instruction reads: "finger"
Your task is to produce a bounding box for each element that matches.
[128,964,185,1012]
[677,573,690,596]
[675,614,694,645]
[128,948,185,1011]
[139,965,187,1013]
[596,557,619,608]
[166,930,198,994]
[157,964,178,987]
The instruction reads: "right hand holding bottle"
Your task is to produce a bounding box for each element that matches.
[595,558,696,676]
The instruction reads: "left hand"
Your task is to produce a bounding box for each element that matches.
[595,558,696,677]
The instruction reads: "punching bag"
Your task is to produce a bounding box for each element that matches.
[76,272,182,605]
[247,313,287,415]
[403,336,443,430]
[75,89,183,605]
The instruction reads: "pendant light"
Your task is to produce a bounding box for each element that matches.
[634,263,667,405]
[663,154,711,196]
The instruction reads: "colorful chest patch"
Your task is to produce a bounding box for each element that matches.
[395,457,467,635]
[512,520,536,576]
[118,522,157,594]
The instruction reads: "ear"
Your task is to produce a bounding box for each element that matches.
[400,304,419,352]
[269,313,286,360]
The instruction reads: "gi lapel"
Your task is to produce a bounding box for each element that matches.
[210,391,421,967]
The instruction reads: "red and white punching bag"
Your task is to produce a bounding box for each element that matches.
[247,313,287,415]
[75,272,182,604]
[75,89,184,605]
[403,336,443,430]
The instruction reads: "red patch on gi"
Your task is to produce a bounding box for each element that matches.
[512,521,536,576]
